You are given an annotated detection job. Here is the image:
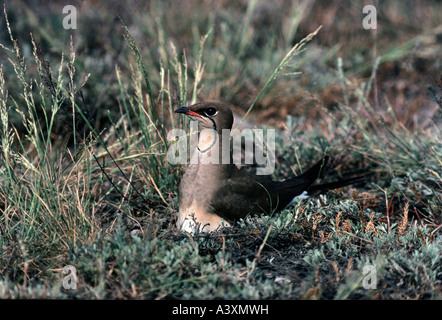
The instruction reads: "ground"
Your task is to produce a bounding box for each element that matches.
[0,0,441,299]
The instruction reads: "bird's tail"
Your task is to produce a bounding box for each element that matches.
[306,175,366,197]
[292,155,330,183]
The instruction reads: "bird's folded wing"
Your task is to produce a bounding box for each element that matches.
[209,171,273,221]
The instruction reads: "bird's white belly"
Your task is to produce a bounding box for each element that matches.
[178,199,230,233]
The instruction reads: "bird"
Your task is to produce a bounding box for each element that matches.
[174,102,364,233]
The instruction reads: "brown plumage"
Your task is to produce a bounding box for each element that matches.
[175,102,364,233]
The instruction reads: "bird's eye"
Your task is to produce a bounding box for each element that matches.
[204,107,218,117]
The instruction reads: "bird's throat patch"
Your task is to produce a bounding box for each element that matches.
[197,129,218,153]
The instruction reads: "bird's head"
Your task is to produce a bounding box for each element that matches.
[174,102,234,133]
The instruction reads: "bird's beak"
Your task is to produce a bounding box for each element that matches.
[174,106,201,118]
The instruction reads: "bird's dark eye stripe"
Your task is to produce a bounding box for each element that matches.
[204,107,218,116]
